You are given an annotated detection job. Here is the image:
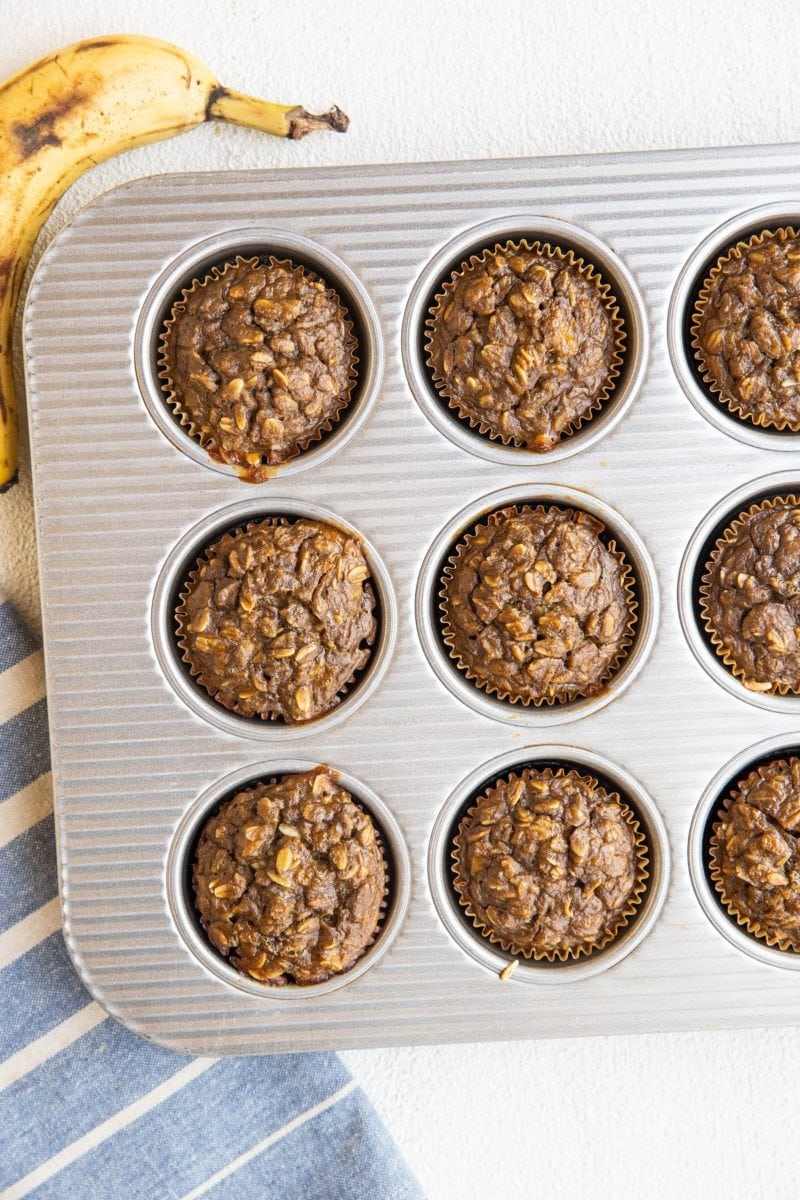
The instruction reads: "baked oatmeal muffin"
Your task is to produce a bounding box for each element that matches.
[692,228,800,431]
[440,504,635,704]
[161,255,357,479]
[177,517,376,722]
[193,766,387,984]
[425,240,623,452]
[700,496,800,694]
[453,766,646,960]
[710,756,800,951]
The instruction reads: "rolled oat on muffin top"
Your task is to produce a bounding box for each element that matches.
[710,757,800,952]
[160,255,357,480]
[177,517,376,723]
[701,497,800,694]
[193,766,387,985]
[692,228,800,431]
[425,241,623,452]
[453,767,646,960]
[440,504,635,705]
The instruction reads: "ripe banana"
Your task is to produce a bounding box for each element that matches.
[0,35,348,491]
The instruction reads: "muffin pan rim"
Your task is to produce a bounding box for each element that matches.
[166,758,412,999]
[668,200,800,452]
[151,496,398,741]
[134,225,384,480]
[415,481,660,728]
[677,469,800,713]
[400,213,649,466]
[687,732,800,971]
[427,744,671,985]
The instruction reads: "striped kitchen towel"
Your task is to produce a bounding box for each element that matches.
[0,597,424,1200]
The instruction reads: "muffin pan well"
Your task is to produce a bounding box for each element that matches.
[135,227,383,478]
[428,746,669,985]
[678,470,800,714]
[24,144,800,1055]
[167,759,411,999]
[668,202,800,451]
[403,214,649,466]
[688,733,800,971]
[415,482,658,728]
[151,497,397,741]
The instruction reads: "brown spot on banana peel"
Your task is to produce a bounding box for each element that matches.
[204,84,229,120]
[0,258,11,304]
[12,90,88,159]
[70,39,115,51]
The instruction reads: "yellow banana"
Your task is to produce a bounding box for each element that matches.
[0,35,348,491]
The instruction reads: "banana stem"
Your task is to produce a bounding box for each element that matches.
[207,87,349,139]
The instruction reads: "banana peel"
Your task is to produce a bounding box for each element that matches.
[0,35,348,491]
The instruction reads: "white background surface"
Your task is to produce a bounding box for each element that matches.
[2,3,800,1197]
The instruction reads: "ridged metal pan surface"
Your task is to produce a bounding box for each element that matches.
[23,144,800,1055]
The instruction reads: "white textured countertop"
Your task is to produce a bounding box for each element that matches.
[2,3,799,1196]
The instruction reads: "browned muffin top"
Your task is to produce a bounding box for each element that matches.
[441,506,633,704]
[693,231,800,430]
[454,768,641,958]
[178,518,376,723]
[711,757,800,951]
[162,256,356,479]
[193,767,386,985]
[426,246,619,452]
[702,501,800,694]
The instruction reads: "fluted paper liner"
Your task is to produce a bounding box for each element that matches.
[699,493,800,697]
[175,516,377,723]
[424,239,626,450]
[159,254,359,478]
[690,226,800,432]
[709,757,800,954]
[439,503,638,707]
[452,766,649,963]
[193,766,391,987]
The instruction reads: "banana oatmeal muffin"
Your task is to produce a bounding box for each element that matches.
[425,240,623,452]
[177,517,376,723]
[193,766,387,984]
[453,766,646,960]
[710,756,800,951]
[701,497,800,694]
[692,227,800,431]
[440,504,635,705]
[161,255,357,480]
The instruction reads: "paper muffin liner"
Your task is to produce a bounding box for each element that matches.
[423,239,626,450]
[709,757,800,954]
[175,517,377,723]
[451,766,649,962]
[159,254,359,478]
[699,493,800,696]
[439,503,638,706]
[194,766,391,986]
[690,226,800,432]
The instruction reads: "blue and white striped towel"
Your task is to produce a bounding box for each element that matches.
[0,597,424,1200]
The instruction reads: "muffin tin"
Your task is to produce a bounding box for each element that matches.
[24,144,800,1054]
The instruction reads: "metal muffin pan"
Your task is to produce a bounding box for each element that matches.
[24,143,800,1055]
